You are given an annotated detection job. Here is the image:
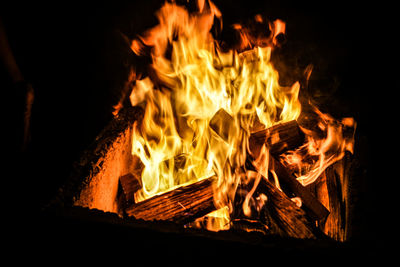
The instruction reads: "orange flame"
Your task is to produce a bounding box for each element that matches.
[127,0,355,231]
[281,106,356,186]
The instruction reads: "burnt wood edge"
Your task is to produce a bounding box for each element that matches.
[45,106,144,209]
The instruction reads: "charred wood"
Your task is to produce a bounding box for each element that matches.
[267,157,330,221]
[249,120,304,158]
[118,155,144,207]
[209,108,328,221]
[126,176,216,224]
[232,172,316,239]
[119,173,141,207]
[308,153,353,241]
[210,109,304,157]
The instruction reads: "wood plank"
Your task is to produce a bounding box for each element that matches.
[268,156,330,221]
[209,108,328,221]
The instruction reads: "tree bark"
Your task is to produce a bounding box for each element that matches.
[119,173,141,207]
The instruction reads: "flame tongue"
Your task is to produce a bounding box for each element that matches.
[127,0,355,230]
[282,107,356,186]
[130,0,300,204]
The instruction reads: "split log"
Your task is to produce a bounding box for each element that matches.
[249,120,304,158]
[308,153,353,241]
[116,155,144,215]
[209,108,328,221]
[232,171,316,239]
[259,174,316,239]
[210,109,304,157]
[244,117,329,220]
[126,176,216,224]
[120,155,144,205]
[117,172,142,216]
[119,173,141,206]
[268,157,330,221]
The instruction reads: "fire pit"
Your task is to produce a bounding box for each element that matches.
[41,0,372,257]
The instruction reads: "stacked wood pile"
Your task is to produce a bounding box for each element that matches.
[117,109,353,241]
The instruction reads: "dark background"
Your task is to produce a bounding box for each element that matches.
[1,0,384,258]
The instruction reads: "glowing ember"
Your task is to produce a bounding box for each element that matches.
[125,0,356,232]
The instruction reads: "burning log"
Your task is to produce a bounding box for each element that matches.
[249,120,304,158]
[118,155,144,208]
[308,153,353,241]
[269,157,330,221]
[233,171,316,239]
[126,176,216,224]
[258,174,316,239]
[210,109,328,221]
[119,173,141,207]
[323,164,346,240]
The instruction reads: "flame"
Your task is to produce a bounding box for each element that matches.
[130,0,300,203]
[281,107,356,186]
[127,0,355,231]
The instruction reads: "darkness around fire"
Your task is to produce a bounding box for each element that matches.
[2,0,382,260]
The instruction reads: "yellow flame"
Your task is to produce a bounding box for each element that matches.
[127,0,355,232]
[130,0,301,206]
[281,107,356,186]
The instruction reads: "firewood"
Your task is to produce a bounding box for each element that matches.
[232,171,316,239]
[259,174,316,239]
[126,176,216,224]
[243,118,328,220]
[268,157,330,221]
[117,171,142,216]
[309,153,352,241]
[210,109,304,157]
[249,120,304,158]
[119,173,142,206]
[323,164,345,240]
[209,108,328,221]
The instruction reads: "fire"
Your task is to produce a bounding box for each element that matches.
[126,0,355,231]
[281,107,356,186]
